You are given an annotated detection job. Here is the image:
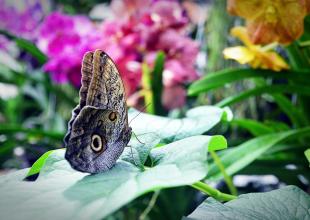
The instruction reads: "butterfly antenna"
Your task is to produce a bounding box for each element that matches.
[129,103,151,125]
[132,131,145,145]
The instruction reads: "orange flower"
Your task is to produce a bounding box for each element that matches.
[227,0,309,45]
[223,27,289,71]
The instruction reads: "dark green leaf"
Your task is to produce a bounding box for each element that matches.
[188,68,310,96]
[216,85,310,107]
[184,186,310,220]
[271,94,307,127]
[231,119,276,136]
[207,127,310,180]
[0,29,47,65]
[151,51,165,115]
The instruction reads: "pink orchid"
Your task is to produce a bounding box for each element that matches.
[96,0,199,109]
[37,12,100,86]
[162,85,187,109]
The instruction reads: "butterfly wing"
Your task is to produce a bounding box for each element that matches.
[64,50,132,173]
[86,50,128,124]
[64,51,94,145]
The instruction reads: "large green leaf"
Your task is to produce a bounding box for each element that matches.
[188,68,310,96]
[128,105,228,142]
[184,185,310,220]
[207,127,310,180]
[0,135,222,220]
[216,85,310,107]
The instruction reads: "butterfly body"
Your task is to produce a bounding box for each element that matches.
[64,50,131,174]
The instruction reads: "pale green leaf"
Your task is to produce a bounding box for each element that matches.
[0,135,221,220]
[184,186,310,220]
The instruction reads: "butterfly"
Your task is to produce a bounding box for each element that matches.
[64,49,132,174]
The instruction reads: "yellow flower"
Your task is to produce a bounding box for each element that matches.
[227,0,309,45]
[223,27,289,71]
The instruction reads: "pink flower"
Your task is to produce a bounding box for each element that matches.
[164,59,198,86]
[95,0,199,107]
[111,0,151,19]
[149,1,189,29]
[156,29,199,86]
[37,12,100,86]
[162,85,187,109]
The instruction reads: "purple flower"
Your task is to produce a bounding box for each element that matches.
[0,0,43,39]
[149,1,189,29]
[37,12,100,86]
[156,29,199,86]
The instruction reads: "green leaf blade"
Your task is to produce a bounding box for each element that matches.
[216,85,310,108]
[25,150,55,177]
[207,127,310,180]
[188,68,310,96]
[128,105,226,142]
[185,186,310,220]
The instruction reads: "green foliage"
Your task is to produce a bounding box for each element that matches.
[188,68,309,96]
[187,28,310,189]
[151,51,165,115]
[1,3,310,220]
[0,104,232,219]
[0,30,47,65]
[53,0,108,14]
[0,135,223,220]
[142,51,165,115]
[206,0,232,72]
[0,33,78,167]
[207,127,310,181]
[305,149,310,164]
[216,84,310,107]
[128,106,228,142]
[25,150,54,177]
[185,186,310,220]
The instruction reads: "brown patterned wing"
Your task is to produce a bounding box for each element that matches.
[64,51,94,145]
[79,51,94,108]
[64,49,132,173]
[86,49,128,123]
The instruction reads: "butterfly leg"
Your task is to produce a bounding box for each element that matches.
[132,131,145,144]
[126,145,138,167]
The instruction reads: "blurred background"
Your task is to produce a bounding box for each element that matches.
[0,0,310,219]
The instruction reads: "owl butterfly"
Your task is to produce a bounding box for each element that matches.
[64,49,132,174]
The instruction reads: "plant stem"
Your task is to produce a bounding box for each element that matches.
[299,40,310,47]
[139,190,160,220]
[191,181,237,201]
[260,42,278,52]
[210,151,237,195]
[141,63,155,114]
